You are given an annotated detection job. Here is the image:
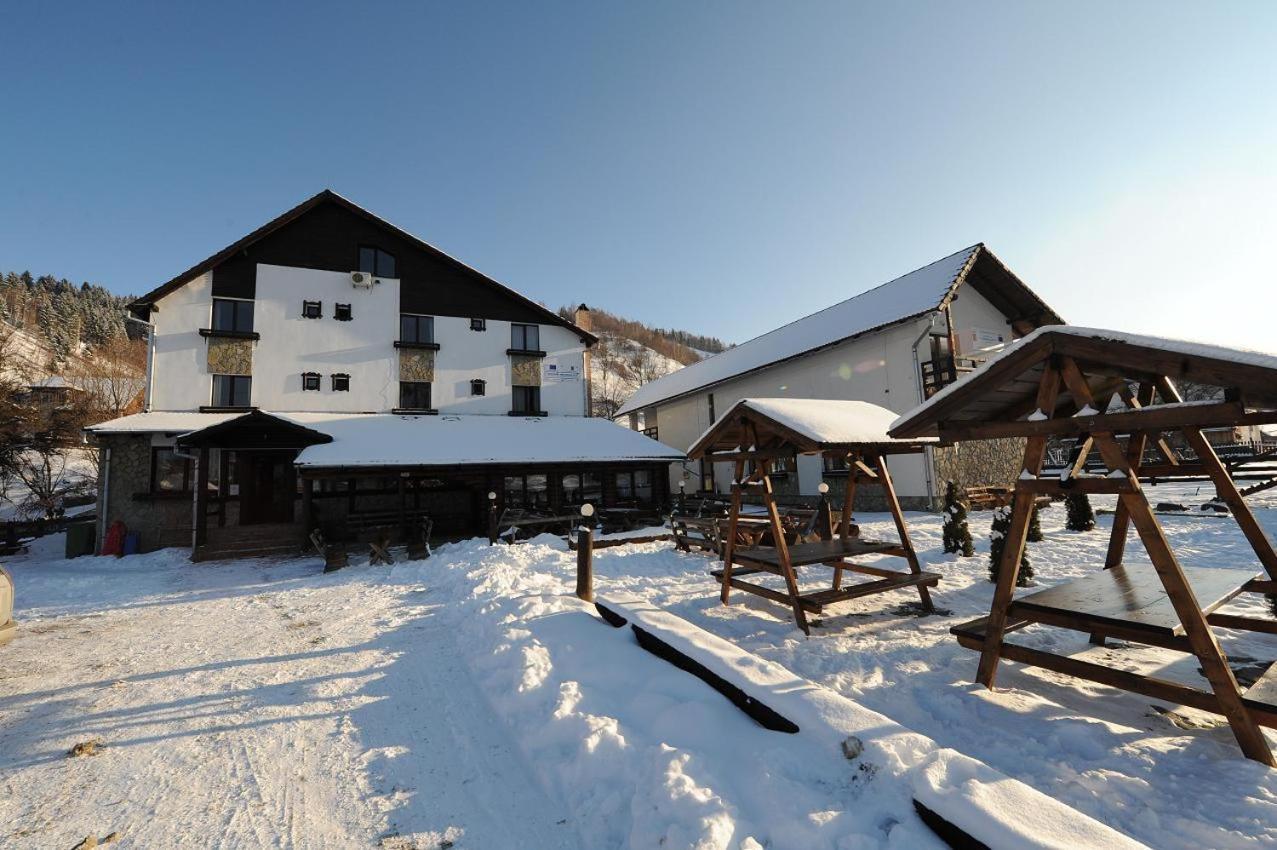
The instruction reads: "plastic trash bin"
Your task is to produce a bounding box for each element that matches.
[122,532,141,556]
[65,522,95,559]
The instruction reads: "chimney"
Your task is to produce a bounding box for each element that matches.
[574,304,593,416]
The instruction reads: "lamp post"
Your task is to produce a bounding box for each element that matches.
[487,491,498,545]
[576,503,595,602]
[816,482,833,541]
[678,479,687,514]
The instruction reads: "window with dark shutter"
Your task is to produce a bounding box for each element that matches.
[331,373,350,392]
[302,372,321,391]
[334,303,353,321]
[302,300,322,319]
[470,317,486,332]
[471,379,486,396]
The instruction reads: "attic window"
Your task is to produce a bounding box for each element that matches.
[470,317,486,332]
[334,303,353,322]
[302,300,322,319]
[358,246,396,278]
[471,379,486,397]
[331,373,350,392]
[302,372,321,391]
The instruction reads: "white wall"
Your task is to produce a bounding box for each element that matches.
[150,272,216,411]
[254,264,401,412]
[648,285,1018,502]
[146,263,589,416]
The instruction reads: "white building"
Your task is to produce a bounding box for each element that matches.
[88,190,681,557]
[617,245,1062,508]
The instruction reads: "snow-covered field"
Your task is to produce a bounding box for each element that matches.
[2,483,1275,848]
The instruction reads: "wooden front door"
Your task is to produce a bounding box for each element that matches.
[239,452,296,525]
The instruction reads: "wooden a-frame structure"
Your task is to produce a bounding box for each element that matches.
[890,326,1277,764]
[688,398,941,636]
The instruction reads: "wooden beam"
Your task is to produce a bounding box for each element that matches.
[976,363,1060,689]
[937,400,1251,441]
[719,458,746,605]
[876,453,933,612]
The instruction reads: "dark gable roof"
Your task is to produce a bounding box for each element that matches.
[616,244,1062,416]
[130,189,596,343]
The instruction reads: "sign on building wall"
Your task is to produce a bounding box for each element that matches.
[543,363,581,383]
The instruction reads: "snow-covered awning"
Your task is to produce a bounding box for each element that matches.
[290,413,685,470]
[689,398,936,459]
[87,410,685,469]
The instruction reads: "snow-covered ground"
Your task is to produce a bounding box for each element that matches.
[1,481,1275,848]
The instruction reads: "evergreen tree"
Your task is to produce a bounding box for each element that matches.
[1065,492,1097,531]
[941,481,974,556]
[989,504,1034,586]
[1026,501,1044,543]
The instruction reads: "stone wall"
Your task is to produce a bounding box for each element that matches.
[398,349,435,382]
[817,475,931,513]
[97,434,194,552]
[932,438,1026,497]
[511,355,541,386]
[206,337,253,375]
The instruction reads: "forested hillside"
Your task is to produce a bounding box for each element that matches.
[0,271,136,363]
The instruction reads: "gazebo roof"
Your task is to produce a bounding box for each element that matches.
[689,398,936,459]
[889,326,1277,441]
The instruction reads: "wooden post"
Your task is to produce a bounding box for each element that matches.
[757,455,810,635]
[1105,383,1156,568]
[876,453,933,612]
[838,451,857,540]
[975,363,1060,689]
[301,476,314,534]
[397,475,407,541]
[487,491,499,545]
[719,458,746,604]
[576,504,595,601]
[194,447,210,549]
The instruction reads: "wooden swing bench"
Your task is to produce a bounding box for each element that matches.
[890,326,1277,764]
[688,398,942,635]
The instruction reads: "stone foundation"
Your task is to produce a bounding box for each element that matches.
[96,434,193,552]
[932,438,1026,496]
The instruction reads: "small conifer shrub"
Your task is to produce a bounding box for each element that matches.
[940,481,974,557]
[989,504,1034,586]
[1065,491,1097,531]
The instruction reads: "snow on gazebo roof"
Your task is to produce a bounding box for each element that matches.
[689,398,936,459]
[889,325,1277,440]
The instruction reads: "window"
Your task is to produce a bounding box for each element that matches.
[302,372,321,391]
[616,469,654,503]
[642,426,659,440]
[504,474,549,509]
[400,314,435,344]
[211,375,251,408]
[561,471,602,505]
[471,379,486,396]
[707,393,716,422]
[211,298,254,333]
[510,323,540,352]
[331,373,350,392]
[822,455,849,474]
[358,246,397,278]
[302,300,322,319]
[334,303,353,321]
[151,447,192,493]
[399,381,432,411]
[512,385,541,414]
[470,317,486,332]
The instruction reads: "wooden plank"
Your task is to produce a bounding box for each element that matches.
[1207,612,1277,636]
[712,575,823,614]
[756,451,810,634]
[1244,663,1277,710]
[949,615,1032,641]
[719,458,746,605]
[1016,478,1132,495]
[1105,383,1156,568]
[1009,564,1259,638]
[937,400,1249,441]
[804,571,940,606]
[733,538,900,569]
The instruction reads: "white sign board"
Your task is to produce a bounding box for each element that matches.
[543,363,581,383]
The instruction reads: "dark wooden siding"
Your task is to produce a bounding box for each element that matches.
[210,201,552,323]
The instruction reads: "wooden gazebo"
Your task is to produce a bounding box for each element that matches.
[889,326,1277,764]
[688,398,941,635]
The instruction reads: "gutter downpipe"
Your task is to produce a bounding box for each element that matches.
[125,313,155,413]
[911,312,940,509]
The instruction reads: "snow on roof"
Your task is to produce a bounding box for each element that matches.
[616,245,979,416]
[86,411,245,434]
[700,398,938,450]
[890,324,1277,433]
[87,411,685,466]
[287,413,684,468]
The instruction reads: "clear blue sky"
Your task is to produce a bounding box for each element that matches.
[3,2,1275,349]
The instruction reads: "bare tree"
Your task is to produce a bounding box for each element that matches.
[68,334,147,420]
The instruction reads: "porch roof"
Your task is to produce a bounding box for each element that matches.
[689,398,935,459]
[288,413,685,470]
[87,410,685,469]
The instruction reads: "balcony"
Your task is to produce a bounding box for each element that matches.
[920,355,979,398]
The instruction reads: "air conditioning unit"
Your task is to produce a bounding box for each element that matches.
[350,270,377,289]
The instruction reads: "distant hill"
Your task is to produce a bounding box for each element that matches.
[0,270,136,364]
[558,305,731,419]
